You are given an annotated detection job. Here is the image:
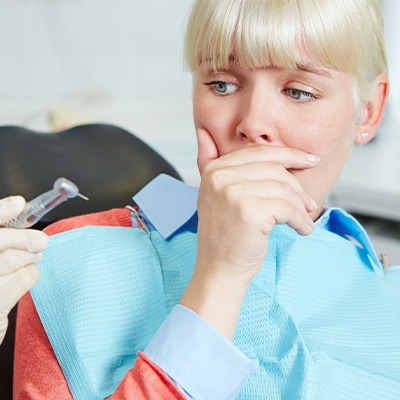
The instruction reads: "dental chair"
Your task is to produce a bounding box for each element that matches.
[0,123,182,400]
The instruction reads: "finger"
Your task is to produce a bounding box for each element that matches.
[0,264,40,313]
[256,198,314,236]
[0,228,48,252]
[212,145,320,170]
[245,163,318,212]
[215,181,312,234]
[202,162,318,212]
[232,180,310,215]
[196,128,219,172]
[0,249,43,276]
[0,196,26,224]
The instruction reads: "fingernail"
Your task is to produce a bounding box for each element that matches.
[306,154,320,163]
[0,196,16,206]
[307,217,315,229]
[310,198,318,209]
[0,196,19,216]
[28,231,49,252]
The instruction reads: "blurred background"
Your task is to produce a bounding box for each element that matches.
[0,0,398,263]
[0,0,197,182]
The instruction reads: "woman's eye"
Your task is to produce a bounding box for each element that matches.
[285,88,318,102]
[203,81,238,95]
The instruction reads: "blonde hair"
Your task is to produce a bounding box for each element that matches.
[184,0,387,104]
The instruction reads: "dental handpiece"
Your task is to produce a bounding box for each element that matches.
[2,177,89,229]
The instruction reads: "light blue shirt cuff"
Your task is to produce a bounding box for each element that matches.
[144,304,255,400]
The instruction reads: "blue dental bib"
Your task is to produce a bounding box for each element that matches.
[32,220,400,399]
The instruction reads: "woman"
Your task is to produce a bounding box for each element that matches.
[10,0,399,399]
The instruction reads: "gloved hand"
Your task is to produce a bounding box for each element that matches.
[0,196,48,345]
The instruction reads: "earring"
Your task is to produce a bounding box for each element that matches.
[360,132,369,140]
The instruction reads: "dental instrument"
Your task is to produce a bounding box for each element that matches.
[2,177,88,229]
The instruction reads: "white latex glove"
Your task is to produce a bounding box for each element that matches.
[0,196,48,345]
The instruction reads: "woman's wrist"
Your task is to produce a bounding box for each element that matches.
[180,264,252,341]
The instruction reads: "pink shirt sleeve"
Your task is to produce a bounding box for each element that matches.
[14,292,186,400]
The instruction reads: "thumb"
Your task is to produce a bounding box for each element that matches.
[196,128,219,173]
[0,196,26,225]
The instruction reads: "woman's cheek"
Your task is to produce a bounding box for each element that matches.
[195,108,236,146]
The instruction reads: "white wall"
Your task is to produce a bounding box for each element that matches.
[381,0,400,125]
[0,0,199,184]
[0,0,193,102]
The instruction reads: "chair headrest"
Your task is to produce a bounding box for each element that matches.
[0,123,182,228]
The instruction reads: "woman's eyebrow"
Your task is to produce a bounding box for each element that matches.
[295,63,334,79]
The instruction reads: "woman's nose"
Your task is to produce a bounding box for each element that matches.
[236,94,280,144]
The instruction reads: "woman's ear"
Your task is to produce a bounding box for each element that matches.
[355,74,389,144]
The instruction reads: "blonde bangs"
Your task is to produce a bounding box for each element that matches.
[184,0,387,102]
[184,0,303,71]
